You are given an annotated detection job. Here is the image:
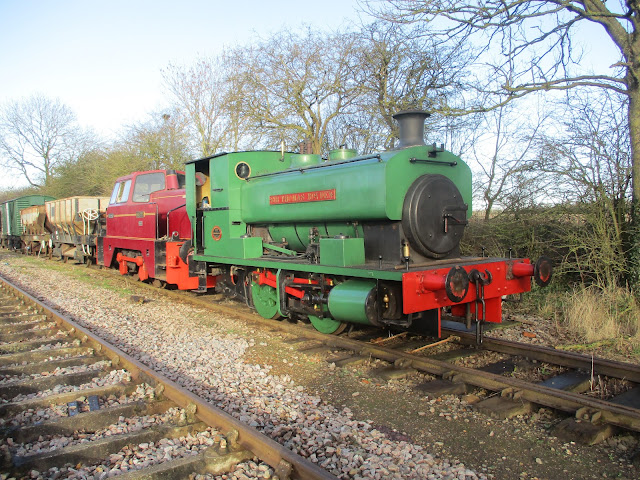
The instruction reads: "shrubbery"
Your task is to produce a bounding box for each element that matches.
[462,204,639,346]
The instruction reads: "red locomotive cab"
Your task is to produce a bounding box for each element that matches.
[99,169,214,291]
[150,186,191,240]
[105,170,186,240]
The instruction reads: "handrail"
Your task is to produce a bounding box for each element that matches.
[245,154,382,181]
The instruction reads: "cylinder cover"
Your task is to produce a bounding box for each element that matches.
[327,279,377,325]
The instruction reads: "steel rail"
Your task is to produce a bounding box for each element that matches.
[0,275,338,480]
[9,256,640,435]
[444,328,640,383]
[325,335,640,432]
[158,287,640,432]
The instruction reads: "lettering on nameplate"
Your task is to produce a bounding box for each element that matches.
[270,189,336,205]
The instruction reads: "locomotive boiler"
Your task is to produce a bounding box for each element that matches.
[185,110,551,339]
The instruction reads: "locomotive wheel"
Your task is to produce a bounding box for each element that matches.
[251,282,282,320]
[308,315,347,335]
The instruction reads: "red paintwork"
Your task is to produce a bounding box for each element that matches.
[269,188,337,205]
[103,170,185,272]
[166,242,217,290]
[403,259,534,331]
[116,253,148,280]
[255,270,306,299]
[512,262,535,278]
[151,190,192,240]
[102,170,208,290]
[414,272,448,292]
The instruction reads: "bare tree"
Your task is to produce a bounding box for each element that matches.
[0,95,92,187]
[366,0,640,289]
[123,109,192,170]
[535,90,631,285]
[162,59,233,157]
[470,102,551,219]
[223,28,363,154]
[539,91,631,209]
[163,24,481,157]
[355,21,474,150]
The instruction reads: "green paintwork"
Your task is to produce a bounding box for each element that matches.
[251,281,280,319]
[268,222,364,251]
[239,147,471,226]
[186,145,472,271]
[227,237,263,259]
[291,154,322,167]
[185,144,473,329]
[262,243,297,256]
[327,279,376,325]
[242,157,388,223]
[192,254,402,280]
[319,237,365,267]
[187,152,299,259]
[0,195,55,237]
[186,145,471,260]
[308,315,346,334]
[328,148,357,161]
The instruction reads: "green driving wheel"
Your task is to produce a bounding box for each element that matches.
[308,315,347,334]
[251,281,282,320]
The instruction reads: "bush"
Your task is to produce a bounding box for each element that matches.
[461,203,629,289]
[461,206,571,284]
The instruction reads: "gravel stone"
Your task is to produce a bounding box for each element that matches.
[0,258,487,479]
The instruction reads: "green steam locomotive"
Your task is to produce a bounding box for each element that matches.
[184,111,551,339]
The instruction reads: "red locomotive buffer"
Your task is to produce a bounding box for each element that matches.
[98,169,215,290]
[402,257,552,339]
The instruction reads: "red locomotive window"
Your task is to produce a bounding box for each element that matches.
[132,172,166,202]
[109,180,132,205]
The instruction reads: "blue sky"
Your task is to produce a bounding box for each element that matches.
[0,0,364,138]
[0,0,620,140]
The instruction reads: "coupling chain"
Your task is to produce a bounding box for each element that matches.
[469,269,492,344]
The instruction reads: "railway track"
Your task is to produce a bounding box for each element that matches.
[2,252,639,460]
[98,266,640,446]
[276,324,640,444]
[0,277,337,480]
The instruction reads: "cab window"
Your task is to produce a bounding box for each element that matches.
[132,172,166,202]
[109,180,132,204]
[177,173,186,188]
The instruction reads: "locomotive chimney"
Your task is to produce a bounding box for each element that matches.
[393,110,430,149]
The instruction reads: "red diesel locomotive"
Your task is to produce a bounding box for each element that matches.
[98,169,215,291]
